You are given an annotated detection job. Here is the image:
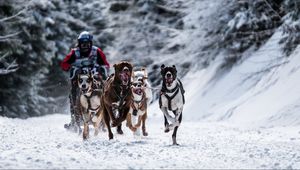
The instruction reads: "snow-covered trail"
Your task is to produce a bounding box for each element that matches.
[1,114,300,169]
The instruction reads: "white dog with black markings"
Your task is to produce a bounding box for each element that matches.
[159,64,185,145]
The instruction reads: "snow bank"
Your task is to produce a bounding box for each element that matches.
[182,29,300,128]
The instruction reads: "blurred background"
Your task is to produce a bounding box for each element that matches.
[1,0,300,127]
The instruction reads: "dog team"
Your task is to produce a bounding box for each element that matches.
[61,31,185,145]
[72,61,184,145]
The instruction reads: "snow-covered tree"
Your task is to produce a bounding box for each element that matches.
[0,0,109,118]
[211,0,284,67]
[280,0,300,55]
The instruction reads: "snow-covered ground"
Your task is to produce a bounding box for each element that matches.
[1,114,300,169]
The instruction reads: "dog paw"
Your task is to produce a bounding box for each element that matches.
[64,123,70,129]
[83,134,89,140]
[164,127,170,133]
[117,129,124,134]
[143,131,148,136]
[109,133,113,140]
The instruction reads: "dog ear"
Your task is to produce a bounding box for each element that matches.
[160,64,165,75]
[141,67,148,79]
[172,65,177,72]
[129,63,133,72]
[113,63,119,72]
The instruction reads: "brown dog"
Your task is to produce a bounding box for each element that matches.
[101,61,133,140]
[126,68,152,136]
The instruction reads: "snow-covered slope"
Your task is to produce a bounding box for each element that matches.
[175,29,300,128]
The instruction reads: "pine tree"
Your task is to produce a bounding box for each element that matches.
[214,0,284,67]
[280,0,300,55]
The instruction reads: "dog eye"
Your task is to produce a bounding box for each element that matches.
[79,79,83,83]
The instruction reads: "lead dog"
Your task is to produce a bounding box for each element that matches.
[77,69,103,140]
[159,64,185,145]
[101,61,133,140]
[126,68,152,136]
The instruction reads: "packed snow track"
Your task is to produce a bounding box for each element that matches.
[1,114,300,169]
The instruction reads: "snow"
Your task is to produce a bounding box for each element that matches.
[2,0,300,169]
[1,114,300,169]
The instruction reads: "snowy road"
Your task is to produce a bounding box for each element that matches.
[1,114,300,169]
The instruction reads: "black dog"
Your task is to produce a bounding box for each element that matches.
[159,64,185,145]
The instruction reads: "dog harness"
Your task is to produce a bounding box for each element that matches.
[113,85,130,112]
[159,79,185,111]
[131,91,147,116]
[83,90,101,122]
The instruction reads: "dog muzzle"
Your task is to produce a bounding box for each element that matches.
[120,72,129,86]
[133,88,143,95]
[165,77,174,87]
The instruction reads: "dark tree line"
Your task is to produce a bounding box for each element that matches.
[0,0,184,118]
[0,0,108,118]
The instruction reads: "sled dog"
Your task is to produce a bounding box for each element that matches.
[100,61,133,140]
[159,64,185,145]
[126,68,152,136]
[77,70,103,140]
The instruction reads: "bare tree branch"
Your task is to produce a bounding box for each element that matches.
[0,52,9,62]
[0,31,22,40]
[0,59,19,75]
[0,54,19,75]
[0,9,25,22]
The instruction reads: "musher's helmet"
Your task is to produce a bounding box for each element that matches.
[78,31,93,53]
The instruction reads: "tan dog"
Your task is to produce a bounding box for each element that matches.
[126,68,152,136]
[101,61,133,140]
[77,72,103,140]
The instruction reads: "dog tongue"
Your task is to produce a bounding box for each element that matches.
[120,73,128,84]
[134,88,142,95]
